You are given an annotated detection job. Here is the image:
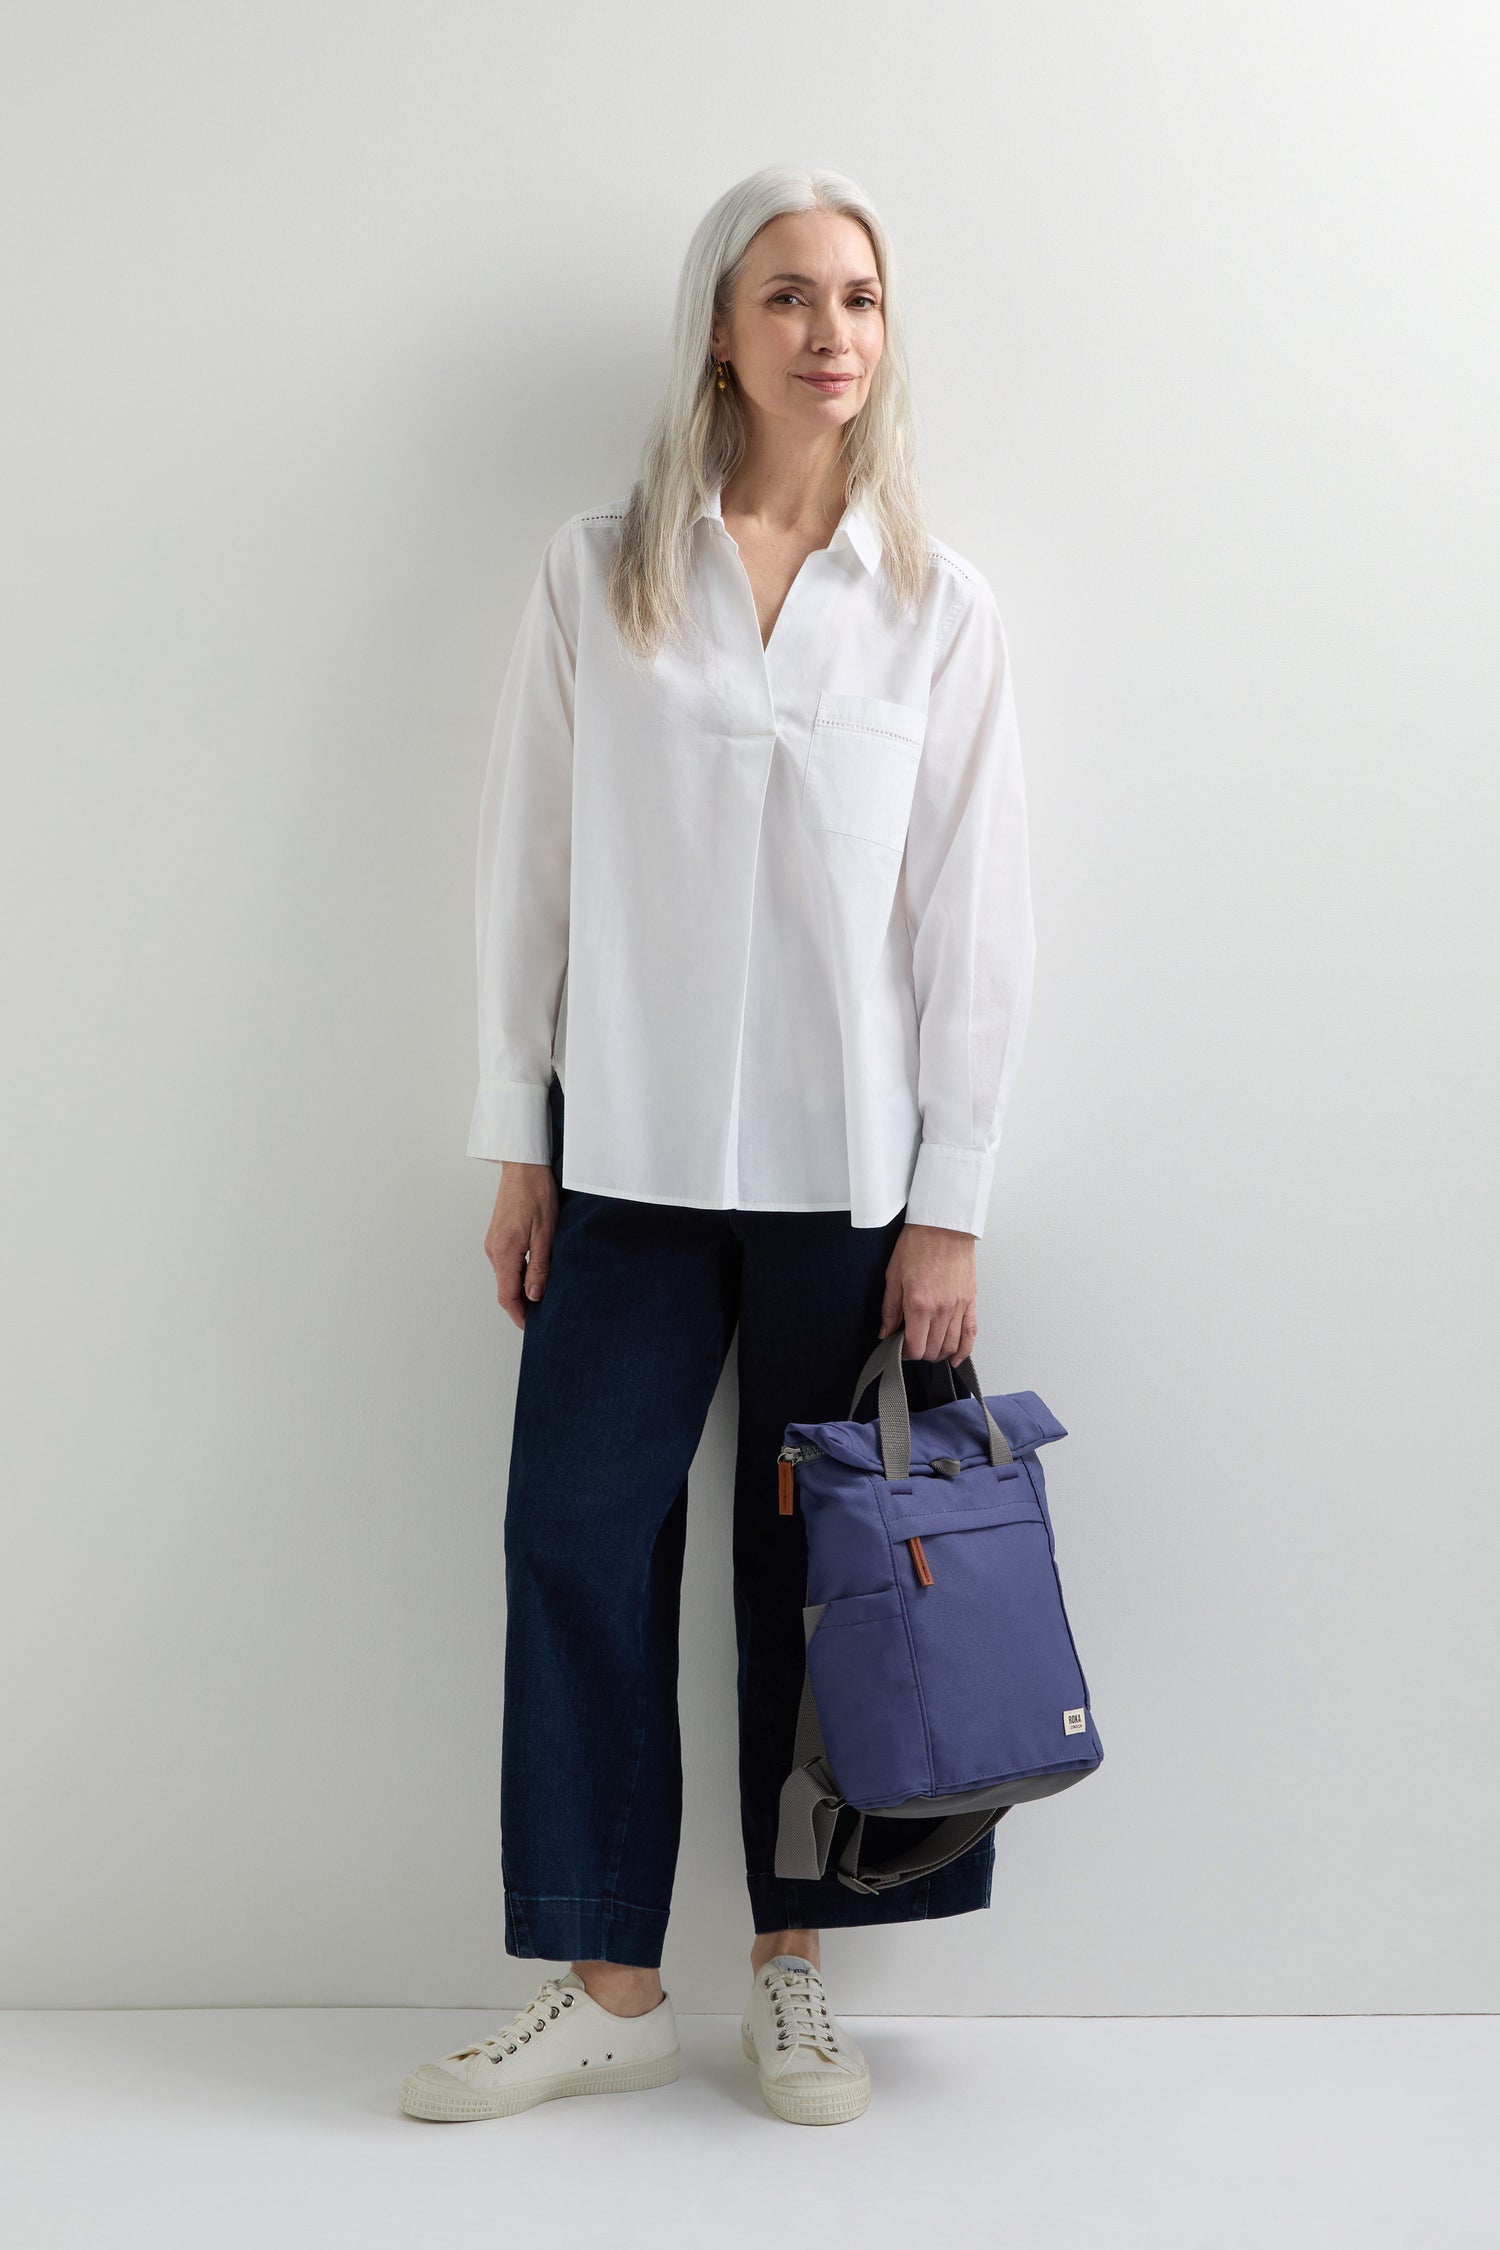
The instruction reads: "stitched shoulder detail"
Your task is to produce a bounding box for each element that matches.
[572,508,626,525]
[929,549,999,669]
[926,549,982,591]
[923,536,988,595]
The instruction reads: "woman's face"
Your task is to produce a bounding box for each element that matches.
[711,209,884,437]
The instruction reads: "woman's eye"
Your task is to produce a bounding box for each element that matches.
[769,292,880,309]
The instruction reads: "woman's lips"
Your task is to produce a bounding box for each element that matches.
[797,373,856,391]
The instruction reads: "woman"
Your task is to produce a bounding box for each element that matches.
[403,163,1035,2127]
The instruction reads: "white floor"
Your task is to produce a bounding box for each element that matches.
[1,2008,1493,2249]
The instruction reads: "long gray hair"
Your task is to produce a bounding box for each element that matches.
[607,164,929,670]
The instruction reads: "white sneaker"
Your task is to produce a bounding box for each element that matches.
[401,1968,681,2121]
[741,1953,871,2124]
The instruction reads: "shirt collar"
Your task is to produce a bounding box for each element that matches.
[693,482,883,577]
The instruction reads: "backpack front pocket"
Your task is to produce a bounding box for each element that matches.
[894,1509,1096,1792]
[805,1587,931,1810]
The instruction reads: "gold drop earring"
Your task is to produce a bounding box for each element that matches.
[715,360,728,390]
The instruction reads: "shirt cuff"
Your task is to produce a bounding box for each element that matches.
[466,1079,553,1165]
[903,1140,995,1238]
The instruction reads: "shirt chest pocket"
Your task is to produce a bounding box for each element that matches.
[802,691,928,852]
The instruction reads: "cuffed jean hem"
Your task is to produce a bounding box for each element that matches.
[504,1889,672,1971]
[745,1831,995,1935]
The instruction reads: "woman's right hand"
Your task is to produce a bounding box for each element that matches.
[486,1162,560,1328]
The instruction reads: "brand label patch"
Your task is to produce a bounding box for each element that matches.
[1062,1707,1087,1734]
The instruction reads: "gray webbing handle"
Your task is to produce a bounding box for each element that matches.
[847,1329,1013,1480]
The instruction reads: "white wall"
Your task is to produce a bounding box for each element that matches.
[1,1,1494,2013]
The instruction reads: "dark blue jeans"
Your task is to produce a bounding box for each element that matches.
[497,1071,996,1968]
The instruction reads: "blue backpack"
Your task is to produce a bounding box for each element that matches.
[774,1328,1103,1895]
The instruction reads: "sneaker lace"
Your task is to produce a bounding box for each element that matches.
[450,1976,577,2064]
[767,1964,841,2056]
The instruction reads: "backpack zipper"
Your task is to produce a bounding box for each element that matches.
[776,1441,1017,1586]
[906,1533,934,1586]
[777,1441,822,1513]
[776,1439,994,1515]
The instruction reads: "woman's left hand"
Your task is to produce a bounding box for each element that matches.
[877,1222,979,1364]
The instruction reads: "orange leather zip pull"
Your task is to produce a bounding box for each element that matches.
[907,1533,933,1586]
[778,1458,795,1515]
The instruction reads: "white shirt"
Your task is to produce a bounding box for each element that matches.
[466,482,1035,1236]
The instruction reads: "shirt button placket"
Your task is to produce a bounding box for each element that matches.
[715,526,800,1212]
